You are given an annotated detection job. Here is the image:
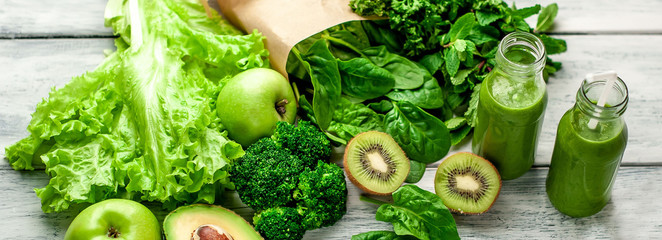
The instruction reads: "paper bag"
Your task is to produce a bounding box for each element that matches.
[217,0,377,76]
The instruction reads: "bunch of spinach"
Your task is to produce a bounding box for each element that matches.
[289,21,451,179]
[352,185,461,240]
[288,1,565,182]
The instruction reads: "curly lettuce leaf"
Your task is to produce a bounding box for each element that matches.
[5,0,267,212]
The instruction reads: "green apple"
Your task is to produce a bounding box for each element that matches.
[217,68,297,147]
[64,199,160,240]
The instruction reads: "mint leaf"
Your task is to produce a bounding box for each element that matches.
[447,12,476,42]
[539,34,567,54]
[445,117,467,130]
[476,11,502,26]
[451,69,472,86]
[536,3,559,32]
[514,4,541,19]
[465,83,482,127]
[444,47,460,77]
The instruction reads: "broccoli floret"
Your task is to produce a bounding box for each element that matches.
[295,161,348,229]
[231,139,304,211]
[231,121,347,240]
[272,121,331,169]
[253,207,306,240]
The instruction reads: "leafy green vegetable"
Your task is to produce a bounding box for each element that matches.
[352,231,418,240]
[445,117,467,131]
[368,100,394,113]
[328,98,385,142]
[355,185,460,240]
[364,46,426,89]
[404,160,426,183]
[384,102,450,164]
[536,3,559,32]
[338,58,395,100]
[5,0,268,212]
[297,39,343,130]
[446,12,476,44]
[385,74,444,109]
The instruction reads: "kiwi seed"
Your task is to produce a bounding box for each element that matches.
[434,152,501,214]
[343,131,410,195]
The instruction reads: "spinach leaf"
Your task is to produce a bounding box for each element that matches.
[338,58,395,100]
[301,39,342,130]
[404,160,426,183]
[376,185,460,240]
[419,52,444,75]
[364,46,425,90]
[352,231,418,240]
[368,100,394,113]
[536,3,558,32]
[328,97,384,142]
[386,74,444,109]
[298,95,317,125]
[450,124,472,145]
[384,102,450,163]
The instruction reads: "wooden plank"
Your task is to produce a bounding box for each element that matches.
[0,167,659,239]
[0,0,111,37]
[2,35,661,169]
[1,0,662,38]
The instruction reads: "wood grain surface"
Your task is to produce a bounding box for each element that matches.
[1,167,660,239]
[2,0,662,38]
[1,0,661,239]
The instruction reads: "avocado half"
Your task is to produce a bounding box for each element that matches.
[163,204,262,240]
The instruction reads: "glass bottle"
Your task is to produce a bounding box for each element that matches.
[472,31,548,180]
[546,74,628,217]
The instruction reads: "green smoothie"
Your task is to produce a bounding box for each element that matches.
[546,107,628,217]
[471,32,548,180]
[472,71,547,180]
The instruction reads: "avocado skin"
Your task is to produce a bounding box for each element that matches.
[163,204,263,240]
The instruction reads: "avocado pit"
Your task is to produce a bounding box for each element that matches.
[191,224,233,240]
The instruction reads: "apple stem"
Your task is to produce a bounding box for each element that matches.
[108,226,120,238]
[276,99,289,115]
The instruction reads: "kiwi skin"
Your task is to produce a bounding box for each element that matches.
[343,131,410,195]
[434,152,501,215]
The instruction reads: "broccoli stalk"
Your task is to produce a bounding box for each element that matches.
[231,121,346,240]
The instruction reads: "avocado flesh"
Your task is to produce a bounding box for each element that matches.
[163,204,262,240]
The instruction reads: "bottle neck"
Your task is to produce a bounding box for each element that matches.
[575,77,628,120]
[495,32,546,79]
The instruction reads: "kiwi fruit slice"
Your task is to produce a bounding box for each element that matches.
[343,131,410,195]
[434,152,501,214]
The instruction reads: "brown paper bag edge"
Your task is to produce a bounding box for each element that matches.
[217,0,381,77]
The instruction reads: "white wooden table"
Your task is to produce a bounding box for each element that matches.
[1,0,662,239]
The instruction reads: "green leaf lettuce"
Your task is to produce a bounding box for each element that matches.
[5,0,268,212]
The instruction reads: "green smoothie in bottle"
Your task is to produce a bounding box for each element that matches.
[472,32,547,180]
[546,72,628,217]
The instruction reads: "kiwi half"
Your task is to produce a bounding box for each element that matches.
[434,152,501,214]
[343,131,410,195]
